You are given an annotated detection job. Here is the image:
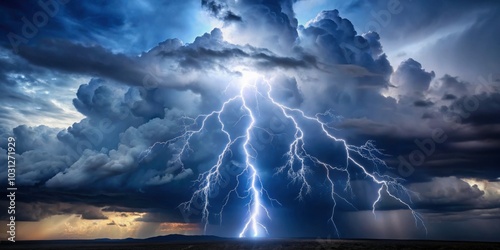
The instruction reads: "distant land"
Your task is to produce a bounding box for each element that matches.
[2,235,500,250]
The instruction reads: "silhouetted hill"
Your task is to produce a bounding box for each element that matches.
[125,234,226,243]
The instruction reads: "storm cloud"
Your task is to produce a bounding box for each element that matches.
[0,0,499,242]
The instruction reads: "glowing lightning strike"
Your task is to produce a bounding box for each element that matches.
[264,80,427,236]
[140,71,426,238]
[237,81,276,238]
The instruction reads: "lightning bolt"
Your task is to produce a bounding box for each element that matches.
[141,71,426,238]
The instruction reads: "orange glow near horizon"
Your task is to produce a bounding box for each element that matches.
[0,211,200,241]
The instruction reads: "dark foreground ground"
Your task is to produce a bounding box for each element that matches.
[2,239,500,250]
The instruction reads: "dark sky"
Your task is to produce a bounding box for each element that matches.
[0,0,499,242]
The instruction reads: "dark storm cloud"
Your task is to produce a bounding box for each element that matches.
[442,94,457,100]
[451,93,500,126]
[0,184,193,223]
[14,29,315,91]
[413,177,485,206]
[0,0,500,241]
[360,121,500,181]
[201,0,242,22]
[294,9,404,134]
[207,0,299,53]
[17,39,146,85]
[0,125,77,186]
[406,177,500,221]
[413,100,434,107]
[0,0,406,236]
[288,8,500,191]
[391,58,435,97]
[159,44,315,71]
[0,201,108,221]
[299,9,393,81]
[438,75,468,95]
[202,0,300,28]
[154,28,313,71]
[0,0,209,53]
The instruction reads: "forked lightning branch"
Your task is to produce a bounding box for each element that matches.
[141,72,426,237]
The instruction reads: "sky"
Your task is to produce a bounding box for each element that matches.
[1,0,500,242]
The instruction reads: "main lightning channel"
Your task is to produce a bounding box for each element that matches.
[140,72,426,238]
